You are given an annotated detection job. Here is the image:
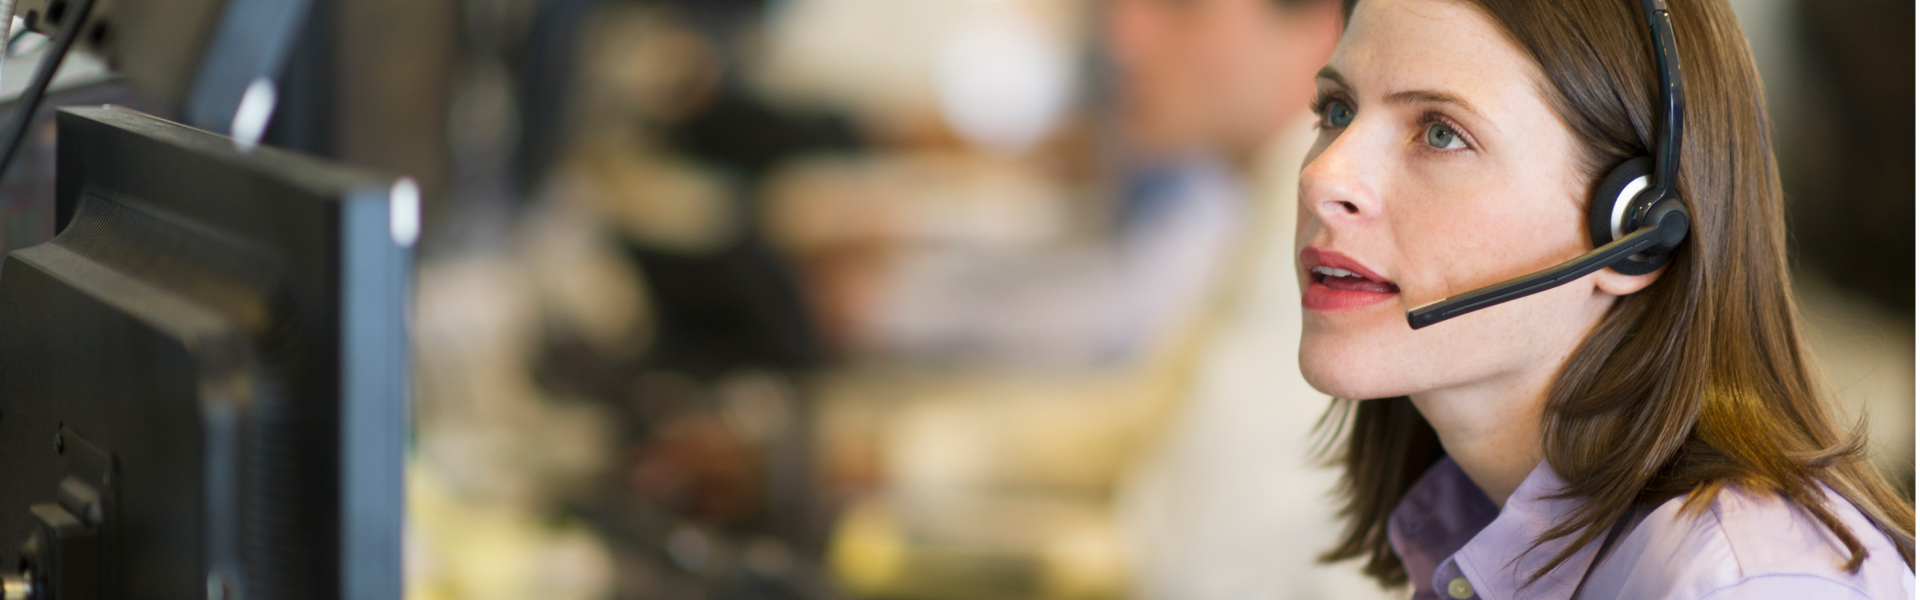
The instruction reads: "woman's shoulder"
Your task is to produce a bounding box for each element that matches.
[1576,484,1915,600]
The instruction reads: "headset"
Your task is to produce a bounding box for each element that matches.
[1406,0,1692,330]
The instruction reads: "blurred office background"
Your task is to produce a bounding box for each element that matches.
[0,0,1903,599]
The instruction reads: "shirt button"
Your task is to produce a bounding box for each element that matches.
[1446,576,1475,599]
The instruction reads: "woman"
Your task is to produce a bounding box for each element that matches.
[1295,0,1915,598]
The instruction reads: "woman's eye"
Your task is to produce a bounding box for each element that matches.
[1322,101,1355,128]
[1424,122,1466,149]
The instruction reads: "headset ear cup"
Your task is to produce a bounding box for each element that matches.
[1589,157,1653,247]
[1589,157,1670,276]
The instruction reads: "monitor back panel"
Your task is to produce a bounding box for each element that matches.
[0,106,407,600]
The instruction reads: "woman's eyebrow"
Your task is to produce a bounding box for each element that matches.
[1315,67,1484,118]
[1315,66,1353,90]
[1383,89,1487,122]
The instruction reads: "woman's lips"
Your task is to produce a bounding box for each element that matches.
[1301,248,1400,311]
[1304,275,1401,311]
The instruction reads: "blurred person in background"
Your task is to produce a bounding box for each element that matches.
[759,0,1232,369]
[1100,0,1399,598]
[746,0,1383,594]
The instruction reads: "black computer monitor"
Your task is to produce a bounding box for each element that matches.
[0,106,408,600]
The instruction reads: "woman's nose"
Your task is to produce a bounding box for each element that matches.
[1300,133,1380,225]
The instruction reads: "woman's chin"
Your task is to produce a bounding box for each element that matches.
[1304,375,1398,400]
[1299,338,1410,400]
[1300,358,1376,400]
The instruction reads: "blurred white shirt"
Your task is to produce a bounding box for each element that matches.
[1117,118,1400,600]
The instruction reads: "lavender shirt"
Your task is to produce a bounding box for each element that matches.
[1387,458,1915,600]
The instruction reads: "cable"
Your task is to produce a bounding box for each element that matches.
[0,0,97,179]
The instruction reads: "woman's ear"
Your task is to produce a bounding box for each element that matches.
[1593,263,1666,297]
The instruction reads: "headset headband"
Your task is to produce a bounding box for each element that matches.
[1642,0,1684,202]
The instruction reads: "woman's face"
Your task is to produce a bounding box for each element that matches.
[1295,0,1628,401]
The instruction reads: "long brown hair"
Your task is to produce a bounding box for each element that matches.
[1316,0,1917,588]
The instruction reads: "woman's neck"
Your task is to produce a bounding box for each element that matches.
[1408,365,1556,508]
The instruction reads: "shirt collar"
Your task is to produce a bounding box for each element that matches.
[1389,457,1499,600]
[1389,459,1607,600]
